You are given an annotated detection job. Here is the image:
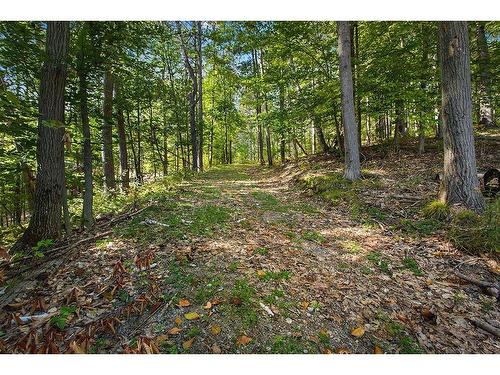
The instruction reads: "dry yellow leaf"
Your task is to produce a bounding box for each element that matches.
[177,299,190,307]
[257,270,266,278]
[374,345,384,354]
[212,343,222,354]
[204,301,212,309]
[236,335,252,346]
[174,316,182,325]
[300,301,310,310]
[168,327,182,335]
[183,337,195,350]
[211,325,222,335]
[184,312,200,320]
[351,326,365,337]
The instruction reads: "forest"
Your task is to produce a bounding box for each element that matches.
[0,21,499,354]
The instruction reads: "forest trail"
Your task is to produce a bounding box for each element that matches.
[1,162,499,354]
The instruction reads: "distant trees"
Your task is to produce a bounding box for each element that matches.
[1,21,499,244]
[438,21,485,212]
[12,21,70,250]
[337,21,361,181]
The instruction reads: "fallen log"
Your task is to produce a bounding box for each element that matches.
[454,271,499,299]
[470,318,500,338]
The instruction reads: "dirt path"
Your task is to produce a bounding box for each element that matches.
[1,164,498,354]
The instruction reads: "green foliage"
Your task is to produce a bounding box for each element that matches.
[367,251,392,275]
[270,335,308,354]
[402,257,423,276]
[50,306,76,330]
[422,200,449,221]
[448,200,500,254]
[301,230,325,244]
[260,270,291,282]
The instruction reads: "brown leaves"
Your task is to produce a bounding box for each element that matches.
[167,327,182,335]
[374,345,384,354]
[0,246,10,261]
[236,335,252,346]
[174,316,182,325]
[336,348,351,354]
[177,299,191,307]
[351,326,365,338]
[212,343,222,354]
[183,337,195,350]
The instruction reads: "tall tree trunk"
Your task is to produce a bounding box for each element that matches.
[438,21,485,212]
[177,22,199,172]
[337,21,361,181]
[476,22,495,127]
[13,22,70,251]
[77,26,94,229]
[115,79,129,191]
[196,21,204,171]
[102,69,116,191]
[279,85,286,164]
[252,49,264,166]
[313,116,330,154]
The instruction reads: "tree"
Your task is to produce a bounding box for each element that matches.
[337,21,361,181]
[12,21,70,250]
[102,69,116,191]
[438,21,485,212]
[476,22,496,127]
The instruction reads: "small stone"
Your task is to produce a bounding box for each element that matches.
[286,318,293,324]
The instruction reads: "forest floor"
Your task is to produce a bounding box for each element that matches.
[0,138,499,354]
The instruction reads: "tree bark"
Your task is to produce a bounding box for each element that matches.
[476,22,495,127]
[196,21,204,171]
[337,21,361,181]
[115,78,129,190]
[438,21,485,212]
[102,69,116,191]
[12,21,70,251]
[77,24,94,229]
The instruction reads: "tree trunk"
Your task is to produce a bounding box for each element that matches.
[12,22,70,251]
[77,26,94,230]
[438,21,485,212]
[196,21,204,171]
[102,69,116,191]
[337,21,361,181]
[114,79,129,190]
[313,116,330,154]
[476,22,495,127]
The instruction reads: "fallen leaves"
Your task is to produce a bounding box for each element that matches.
[374,345,384,354]
[177,299,191,307]
[336,347,351,354]
[421,307,437,324]
[212,343,222,354]
[167,327,182,335]
[184,312,200,320]
[183,337,195,350]
[236,335,252,346]
[351,326,365,338]
[210,325,222,335]
[204,301,212,309]
[174,316,182,325]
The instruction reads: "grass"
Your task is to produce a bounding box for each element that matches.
[367,251,392,275]
[402,257,423,276]
[398,218,444,236]
[251,190,288,212]
[302,230,325,244]
[254,247,269,256]
[376,311,424,354]
[222,278,258,328]
[422,200,449,221]
[270,335,310,354]
[259,270,291,282]
[448,199,500,254]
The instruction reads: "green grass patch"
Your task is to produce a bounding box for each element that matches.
[448,200,499,254]
[302,230,325,244]
[367,251,392,275]
[402,257,423,276]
